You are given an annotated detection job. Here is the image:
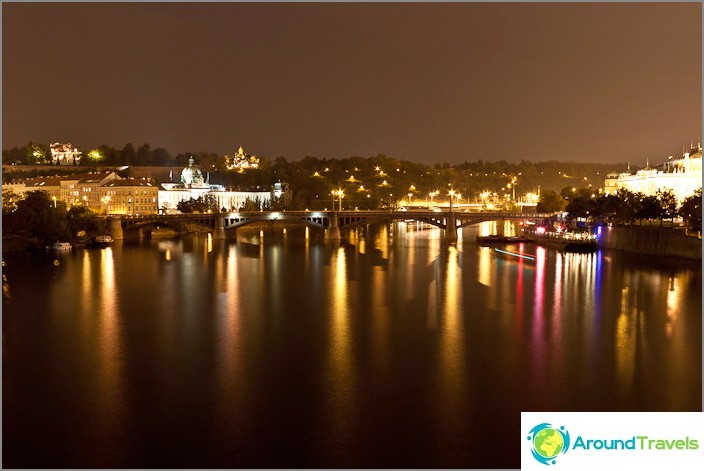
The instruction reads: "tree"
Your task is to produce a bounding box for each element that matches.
[98,145,120,165]
[27,143,48,164]
[636,195,660,222]
[678,189,702,230]
[153,147,172,166]
[176,195,217,214]
[614,189,641,223]
[656,189,678,225]
[136,143,152,166]
[590,194,621,222]
[67,205,100,237]
[121,143,136,165]
[240,197,263,211]
[565,195,595,220]
[536,190,566,212]
[9,191,70,244]
[2,189,22,214]
[85,148,104,164]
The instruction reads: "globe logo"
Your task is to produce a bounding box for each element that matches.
[527,423,571,465]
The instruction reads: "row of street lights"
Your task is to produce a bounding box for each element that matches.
[313,168,526,210]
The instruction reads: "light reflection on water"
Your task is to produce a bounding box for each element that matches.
[3,223,701,468]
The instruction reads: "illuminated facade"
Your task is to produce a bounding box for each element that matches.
[604,144,702,202]
[2,171,158,215]
[226,146,260,170]
[4,157,290,215]
[101,178,159,215]
[50,142,82,166]
[159,156,288,213]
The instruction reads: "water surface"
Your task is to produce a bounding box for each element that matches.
[3,223,701,468]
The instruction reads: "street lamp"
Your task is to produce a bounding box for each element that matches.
[429,190,439,204]
[331,188,344,211]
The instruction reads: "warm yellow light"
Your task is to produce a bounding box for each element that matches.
[313,171,321,177]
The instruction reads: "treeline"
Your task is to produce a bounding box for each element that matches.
[537,187,702,229]
[4,141,629,209]
[176,195,287,214]
[2,141,204,168]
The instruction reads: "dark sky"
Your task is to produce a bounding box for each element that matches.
[2,2,701,165]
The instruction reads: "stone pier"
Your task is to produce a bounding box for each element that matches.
[107,217,124,240]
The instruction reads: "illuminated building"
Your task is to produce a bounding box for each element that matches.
[603,143,702,202]
[158,156,289,213]
[2,171,158,215]
[49,142,82,166]
[101,178,159,215]
[226,146,260,170]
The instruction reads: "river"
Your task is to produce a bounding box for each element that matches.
[2,222,701,468]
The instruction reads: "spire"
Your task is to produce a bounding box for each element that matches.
[646,156,649,168]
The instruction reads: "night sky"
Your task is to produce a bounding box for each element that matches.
[2,2,701,165]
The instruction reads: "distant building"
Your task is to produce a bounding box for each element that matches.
[604,144,702,203]
[226,146,259,170]
[50,142,82,166]
[159,156,288,213]
[3,156,291,215]
[60,172,117,207]
[101,178,159,215]
[2,171,158,215]
[4,176,63,202]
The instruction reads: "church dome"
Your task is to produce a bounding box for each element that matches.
[181,157,205,186]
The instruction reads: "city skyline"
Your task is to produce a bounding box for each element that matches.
[3,2,701,165]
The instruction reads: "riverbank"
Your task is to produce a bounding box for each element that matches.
[597,225,702,261]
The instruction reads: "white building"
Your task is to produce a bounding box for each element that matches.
[159,156,287,213]
[50,142,82,166]
[604,144,702,203]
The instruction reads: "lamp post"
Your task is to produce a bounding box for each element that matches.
[331,188,344,211]
[429,190,439,205]
[448,190,456,212]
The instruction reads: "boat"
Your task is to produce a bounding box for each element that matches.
[51,242,72,251]
[476,234,532,244]
[85,235,114,248]
[523,229,598,253]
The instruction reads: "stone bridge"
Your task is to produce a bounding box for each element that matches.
[105,210,558,241]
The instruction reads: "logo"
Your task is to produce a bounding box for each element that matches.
[527,423,571,465]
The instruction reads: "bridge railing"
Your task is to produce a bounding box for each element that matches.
[108,210,559,220]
